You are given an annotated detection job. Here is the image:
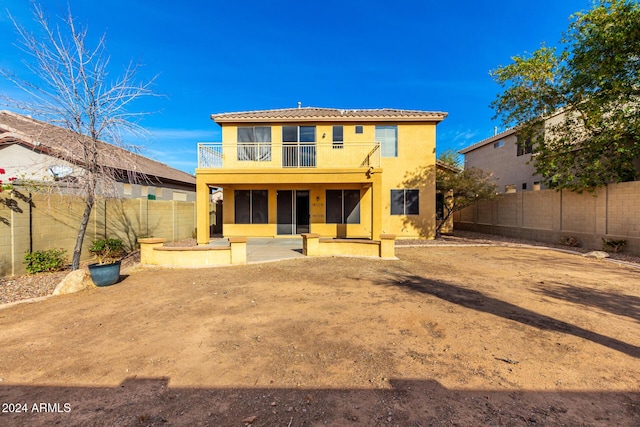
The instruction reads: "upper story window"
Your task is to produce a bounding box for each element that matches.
[237,126,272,161]
[332,125,344,149]
[355,125,364,134]
[375,125,398,157]
[494,140,504,148]
[283,125,316,143]
[517,136,533,156]
[238,126,271,143]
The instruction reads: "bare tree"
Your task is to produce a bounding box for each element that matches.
[1,3,157,269]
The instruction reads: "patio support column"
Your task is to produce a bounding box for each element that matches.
[196,175,210,245]
[371,172,383,240]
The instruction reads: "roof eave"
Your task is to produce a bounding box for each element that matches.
[1,111,196,186]
[458,128,518,154]
[211,114,448,124]
[135,174,196,188]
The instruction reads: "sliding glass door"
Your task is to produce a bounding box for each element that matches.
[276,190,310,235]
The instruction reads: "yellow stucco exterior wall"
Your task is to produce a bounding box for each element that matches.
[379,122,437,239]
[220,183,373,238]
[196,112,442,243]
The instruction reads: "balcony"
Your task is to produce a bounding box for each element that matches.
[198,142,380,169]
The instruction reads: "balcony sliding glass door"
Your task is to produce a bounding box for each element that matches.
[282,125,316,167]
[237,126,271,161]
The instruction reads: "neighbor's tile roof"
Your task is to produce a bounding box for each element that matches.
[435,159,461,173]
[0,110,195,185]
[211,107,448,123]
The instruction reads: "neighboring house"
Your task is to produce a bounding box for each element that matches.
[195,107,447,243]
[210,188,223,203]
[461,108,640,193]
[459,127,541,193]
[0,110,196,201]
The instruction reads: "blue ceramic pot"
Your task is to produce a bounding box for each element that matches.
[88,260,121,287]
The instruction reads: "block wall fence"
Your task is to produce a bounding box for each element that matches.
[454,181,640,256]
[0,190,197,277]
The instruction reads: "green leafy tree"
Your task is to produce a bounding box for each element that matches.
[436,151,497,235]
[491,0,640,191]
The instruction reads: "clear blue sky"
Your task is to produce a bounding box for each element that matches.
[1,0,588,174]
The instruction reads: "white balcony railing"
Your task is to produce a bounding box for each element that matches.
[198,142,380,169]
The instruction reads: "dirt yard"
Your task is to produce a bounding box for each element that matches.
[0,246,638,426]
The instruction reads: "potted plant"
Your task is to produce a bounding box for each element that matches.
[88,237,125,286]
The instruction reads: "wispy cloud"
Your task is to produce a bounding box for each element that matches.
[441,128,482,147]
[139,146,198,173]
[148,128,218,142]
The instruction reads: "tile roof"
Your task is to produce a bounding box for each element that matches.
[0,110,195,185]
[211,107,448,123]
[435,159,461,173]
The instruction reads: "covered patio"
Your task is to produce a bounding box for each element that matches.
[209,237,304,263]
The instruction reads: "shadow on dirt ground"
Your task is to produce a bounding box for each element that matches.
[2,377,639,427]
[372,272,640,359]
[1,247,639,426]
[532,282,640,323]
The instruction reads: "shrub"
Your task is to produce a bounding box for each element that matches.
[24,248,67,274]
[559,236,580,247]
[90,238,125,264]
[602,238,626,253]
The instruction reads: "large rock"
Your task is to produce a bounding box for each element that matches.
[53,269,96,295]
[582,251,610,259]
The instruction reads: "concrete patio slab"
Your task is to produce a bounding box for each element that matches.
[209,237,304,263]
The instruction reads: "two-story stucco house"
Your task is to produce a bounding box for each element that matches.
[195,107,447,243]
[461,109,640,193]
[459,127,542,193]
